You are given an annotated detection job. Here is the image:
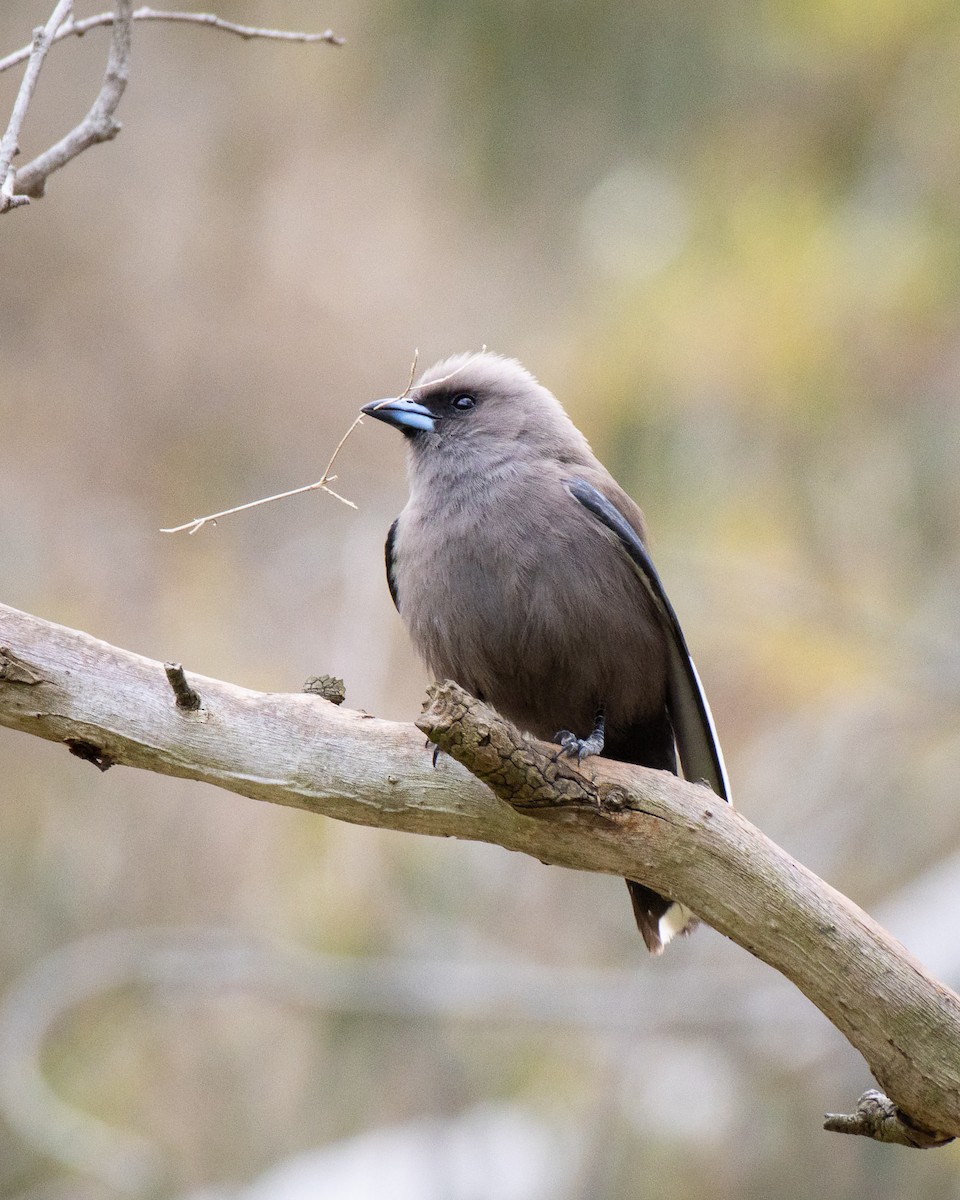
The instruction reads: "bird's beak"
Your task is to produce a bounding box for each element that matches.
[361,397,436,434]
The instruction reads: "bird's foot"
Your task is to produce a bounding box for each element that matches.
[555,711,605,763]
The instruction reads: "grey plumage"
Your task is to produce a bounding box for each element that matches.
[362,352,729,953]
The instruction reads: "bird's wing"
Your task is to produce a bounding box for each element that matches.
[385,518,400,611]
[566,477,730,802]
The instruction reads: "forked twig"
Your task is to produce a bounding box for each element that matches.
[0,0,75,212]
[161,348,490,535]
[3,0,132,208]
[0,2,344,210]
[161,414,364,535]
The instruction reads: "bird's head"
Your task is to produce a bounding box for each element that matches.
[361,352,592,465]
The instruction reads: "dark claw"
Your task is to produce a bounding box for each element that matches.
[424,738,444,768]
[555,710,605,763]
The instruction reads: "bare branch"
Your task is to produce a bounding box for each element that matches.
[161,414,364,535]
[419,683,960,1145]
[1,601,959,1145]
[4,0,133,207]
[160,474,354,536]
[0,4,344,209]
[0,6,345,74]
[0,0,75,213]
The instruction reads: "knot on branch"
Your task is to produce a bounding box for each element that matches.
[93,115,122,142]
[0,646,46,685]
[416,680,600,812]
[65,738,114,772]
[303,675,346,705]
[164,663,201,711]
[824,1090,954,1148]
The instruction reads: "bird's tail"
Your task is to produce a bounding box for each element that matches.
[625,880,698,955]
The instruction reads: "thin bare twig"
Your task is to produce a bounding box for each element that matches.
[0,4,344,210]
[0,0,74,213]
[399,348,419,398]
[161,415,365,535]
[0,7,345,74]
[4,0,132,207]
[389,343,489,399]
[366,345,492,414]
[162,350,428,535]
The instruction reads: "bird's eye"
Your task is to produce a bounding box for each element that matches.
[451,393,477,411]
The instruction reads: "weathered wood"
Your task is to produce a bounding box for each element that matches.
[1,601,958,1144]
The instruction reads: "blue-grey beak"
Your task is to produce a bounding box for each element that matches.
[361,397,436,434]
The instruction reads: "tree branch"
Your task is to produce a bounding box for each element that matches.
[0,0,75,212]
[0,3,344,210]
[2,0,132,208]
[1,600,959,1146]
[0,6,345,74]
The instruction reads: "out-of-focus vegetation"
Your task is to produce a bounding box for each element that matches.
[2,1,960,1196]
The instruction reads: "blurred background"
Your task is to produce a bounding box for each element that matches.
[2,0,960,1196]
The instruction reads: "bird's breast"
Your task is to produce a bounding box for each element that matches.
[393,473,669,743]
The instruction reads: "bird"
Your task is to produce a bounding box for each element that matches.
[361,352,729,953]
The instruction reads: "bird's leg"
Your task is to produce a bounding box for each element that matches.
[555,708,605,763]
